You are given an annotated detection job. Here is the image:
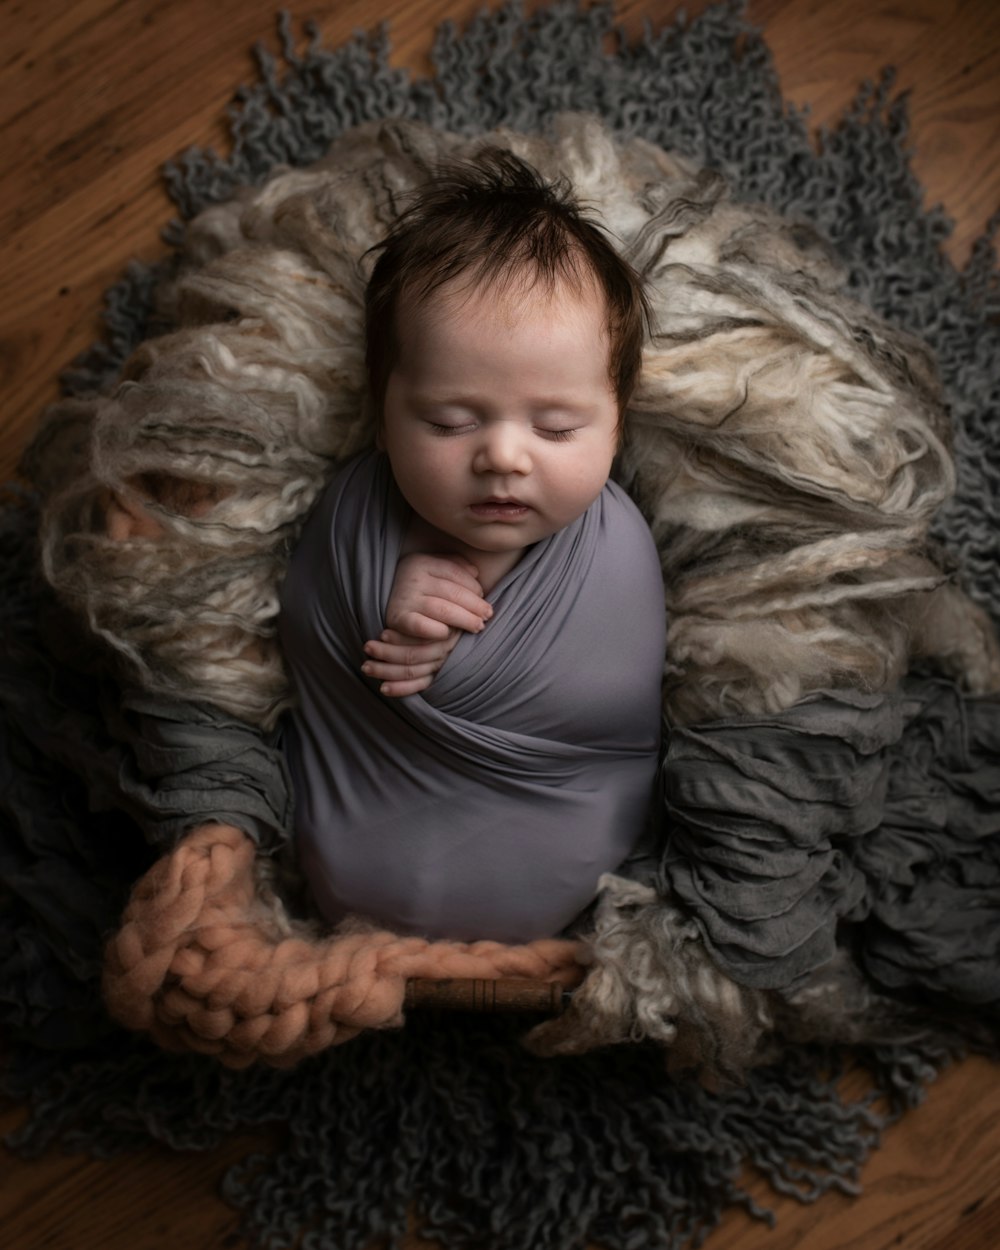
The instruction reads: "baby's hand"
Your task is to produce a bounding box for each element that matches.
[383,553,493,640]
[362,553,492,697]
[362,627,461,697]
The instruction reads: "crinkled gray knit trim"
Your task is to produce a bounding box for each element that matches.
[4,3,997,1249]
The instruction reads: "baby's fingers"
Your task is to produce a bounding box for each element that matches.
[427,581,493,626]
[376,675,434,698]
[361,652,439,697]
[382,610,453,641]
[362,657,440,681]
[390,600,488,638]
[364,636,453,665]
[405,554,484,595]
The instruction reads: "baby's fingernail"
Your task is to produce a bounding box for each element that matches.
[362,662,372,674]
[380,683,390,695]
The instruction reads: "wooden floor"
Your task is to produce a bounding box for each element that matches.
[2,1,999,1247]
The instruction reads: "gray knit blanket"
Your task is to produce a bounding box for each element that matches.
[2,4,999,1249]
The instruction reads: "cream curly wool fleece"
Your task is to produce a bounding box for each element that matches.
[32,114,1000,732]
[24,114,1000,1073]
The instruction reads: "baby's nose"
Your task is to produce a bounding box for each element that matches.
[472,424,532,475]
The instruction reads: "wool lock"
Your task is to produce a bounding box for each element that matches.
[25,113,1000,1073]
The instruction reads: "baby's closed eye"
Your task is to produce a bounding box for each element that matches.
[534,425,578,441]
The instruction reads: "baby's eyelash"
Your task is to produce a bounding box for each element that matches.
[428,422,472,437]
[424,422,577,440]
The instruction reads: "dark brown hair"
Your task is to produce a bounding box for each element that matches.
[364,149,649,428]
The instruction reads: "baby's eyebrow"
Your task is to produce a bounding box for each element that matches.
[530,399,595,414]
[411,392,475,405]
[406,387,477,403]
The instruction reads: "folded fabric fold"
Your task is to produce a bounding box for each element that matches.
[662,677,1000,1007]
[279,450,666,943]
[860,681,1000,1004]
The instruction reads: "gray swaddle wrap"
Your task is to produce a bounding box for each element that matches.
[279,451,665,942]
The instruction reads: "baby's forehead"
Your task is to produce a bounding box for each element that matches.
[397,263,607,333]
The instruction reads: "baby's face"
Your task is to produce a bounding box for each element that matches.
[380,275,619,569]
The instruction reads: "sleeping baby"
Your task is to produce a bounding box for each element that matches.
[278,151,667,944]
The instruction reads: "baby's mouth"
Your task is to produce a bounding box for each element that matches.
[469,498,531,519]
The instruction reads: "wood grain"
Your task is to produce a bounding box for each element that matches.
[2,0,999,485]
[2,2,999,1249]
[708,1055,1000,1250]
[4,1054,1000,1250]
[0,1103,276,1250]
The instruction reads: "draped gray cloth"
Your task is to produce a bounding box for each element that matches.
[662,678,1000,1006]
[0,622,293,1050]
[278,450,666,943]
[0,637,293,856]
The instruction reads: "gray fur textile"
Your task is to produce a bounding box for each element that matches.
[23,112,1000,1080]
[23,111,1000,1073]
[5,6,1000,1245]
[529,677,1000,1072]
[27,114,1000,732]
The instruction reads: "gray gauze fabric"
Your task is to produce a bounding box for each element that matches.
[662,690,894,986]
[0,634,293,857]
[279,449,665,942]
[110,692,295,853]
[662,678,1000,1004]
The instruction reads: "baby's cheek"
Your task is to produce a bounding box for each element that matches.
[553,456,612,518]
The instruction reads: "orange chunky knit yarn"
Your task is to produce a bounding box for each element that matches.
[102,824,586,1067]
